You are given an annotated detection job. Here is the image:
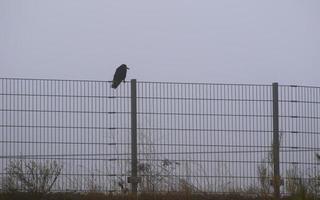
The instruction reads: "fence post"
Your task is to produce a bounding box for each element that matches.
[130,79,138,194]
[272,82,280,200]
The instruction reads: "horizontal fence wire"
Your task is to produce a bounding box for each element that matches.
[0,78,319,196]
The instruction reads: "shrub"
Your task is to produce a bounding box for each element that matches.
[2,159,62,199]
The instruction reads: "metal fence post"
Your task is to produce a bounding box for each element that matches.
[130,79,138,194]
[272,82,280,200]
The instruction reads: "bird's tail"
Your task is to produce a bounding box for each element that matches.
[111,81,120,89]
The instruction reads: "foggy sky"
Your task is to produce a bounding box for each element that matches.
[1,0,320,86]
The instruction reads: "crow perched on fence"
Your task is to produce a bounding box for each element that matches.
[111,64,129,89]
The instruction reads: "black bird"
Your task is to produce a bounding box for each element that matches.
[111,64,129,89]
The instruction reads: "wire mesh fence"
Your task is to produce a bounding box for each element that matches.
[0,78,319,197]
[0,78,132,192]
[278,85,320,196]
[135,81,274,194]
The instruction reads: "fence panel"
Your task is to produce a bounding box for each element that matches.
[136,82,274,193]
[278,85,320,196]
[0,78,132,192]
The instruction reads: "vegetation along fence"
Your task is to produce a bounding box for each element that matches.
[0,78,319,198]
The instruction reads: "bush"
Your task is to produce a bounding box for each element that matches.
[285,165,319,200]
[2,159,62,200]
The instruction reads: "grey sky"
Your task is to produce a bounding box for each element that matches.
[1,0,320,85]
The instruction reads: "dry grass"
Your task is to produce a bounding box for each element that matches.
[0,191,269,200]
[1,191,320,200]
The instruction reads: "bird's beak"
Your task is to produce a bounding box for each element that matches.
[127,67,130,70]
